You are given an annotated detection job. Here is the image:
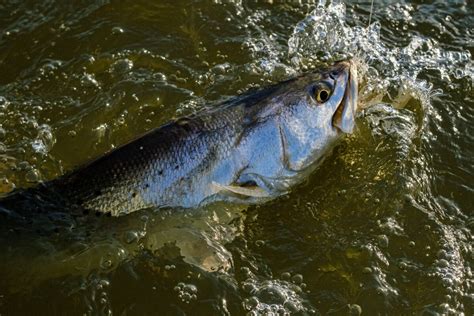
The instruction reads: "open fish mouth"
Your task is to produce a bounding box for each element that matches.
[333,60,358,133]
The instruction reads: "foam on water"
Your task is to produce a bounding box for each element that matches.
[240,268,315,315]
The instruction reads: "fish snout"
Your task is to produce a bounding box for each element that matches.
[332,60,358,133]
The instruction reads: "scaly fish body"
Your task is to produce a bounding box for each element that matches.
[1,61,358,216]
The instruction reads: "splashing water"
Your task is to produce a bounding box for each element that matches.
[287,1,472,108]
[0,1,472,314]
[233,2,473,314]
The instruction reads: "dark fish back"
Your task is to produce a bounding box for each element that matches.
[0,79,288,216]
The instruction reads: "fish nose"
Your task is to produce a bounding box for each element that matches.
[328,71,337,81]
[329,60,351,80]
[333,60,358,133]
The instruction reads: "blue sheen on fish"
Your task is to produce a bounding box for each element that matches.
[0,61,358,217]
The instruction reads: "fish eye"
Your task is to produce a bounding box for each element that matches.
[315,87,331,103]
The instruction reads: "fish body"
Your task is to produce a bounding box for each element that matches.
[1,61,358,216]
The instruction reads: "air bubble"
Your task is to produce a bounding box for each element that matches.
[291,274,303,285]
[164,264,176,270]
[241,279,309,314]
[242,282,257,294]
[25,169,40,183]
[244,296,259,310]
[111,59,133,74]
[438,259,449,268]
[17,161,30,171]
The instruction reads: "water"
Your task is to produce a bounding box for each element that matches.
[0,0,472,314]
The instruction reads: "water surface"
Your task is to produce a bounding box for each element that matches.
[0,0,472,314]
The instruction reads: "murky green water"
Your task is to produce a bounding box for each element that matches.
[0,0,472,314]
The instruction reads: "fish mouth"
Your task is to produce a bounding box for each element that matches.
[333,60,358,133]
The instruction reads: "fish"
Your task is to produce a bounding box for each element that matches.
[0,60,358,217]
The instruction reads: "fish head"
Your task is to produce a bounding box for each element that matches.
[218,60,359,196]
[274,60,359,172]
[304,60,358,134]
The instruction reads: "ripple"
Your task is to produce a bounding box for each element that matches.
[0,0,472,314]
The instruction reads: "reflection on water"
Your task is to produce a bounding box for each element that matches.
[0,0,472,314]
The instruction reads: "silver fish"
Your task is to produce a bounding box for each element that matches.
[1,60,358,217]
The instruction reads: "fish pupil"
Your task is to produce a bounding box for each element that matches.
[319,90,329,102]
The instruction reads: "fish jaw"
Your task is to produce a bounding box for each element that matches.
[333,60,358,133]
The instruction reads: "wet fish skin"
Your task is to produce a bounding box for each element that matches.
[1,61,357,217]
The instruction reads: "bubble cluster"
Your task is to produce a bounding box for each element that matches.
[174,282,198,304]
[241,273,314,315]
[429,228,472,313]
[287,0,472,107]
[84,277,112,315]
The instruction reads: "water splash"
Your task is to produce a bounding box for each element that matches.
[287,0,472,107]
[284,2,473,314]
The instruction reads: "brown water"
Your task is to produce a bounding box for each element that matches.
[0,0,472,314]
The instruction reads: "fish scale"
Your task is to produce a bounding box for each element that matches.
[0,61,357,217]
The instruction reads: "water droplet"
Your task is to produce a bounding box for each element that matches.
[111,26,124,35]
